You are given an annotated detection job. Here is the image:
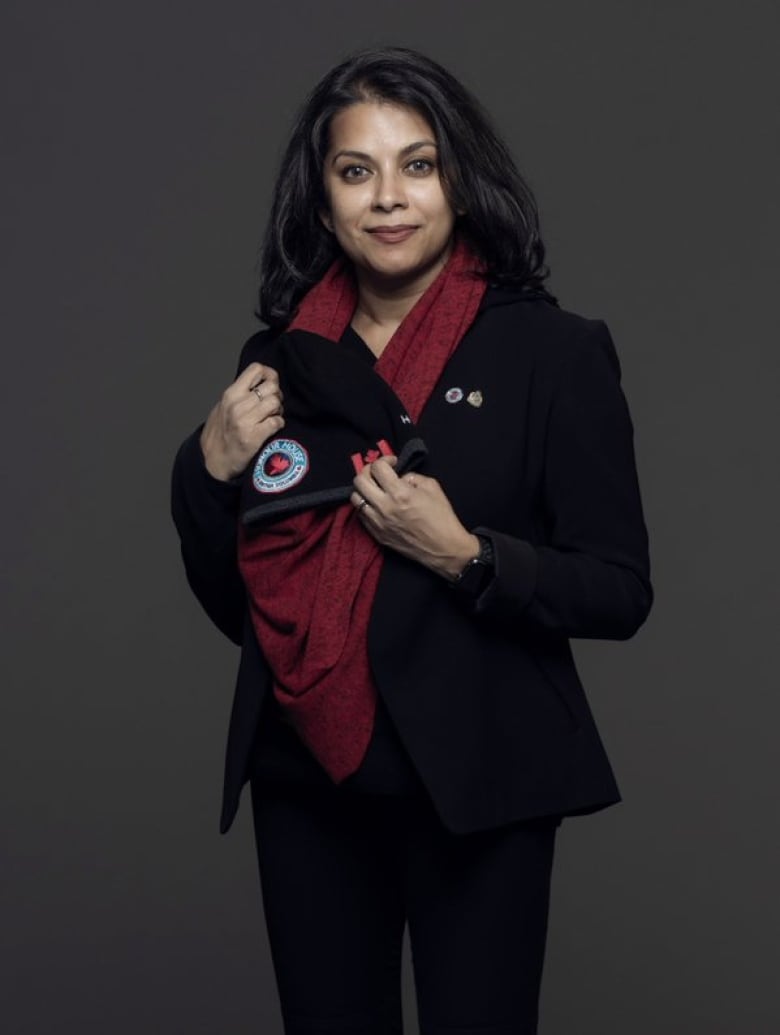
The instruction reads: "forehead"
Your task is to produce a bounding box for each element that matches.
[326,102,436,154]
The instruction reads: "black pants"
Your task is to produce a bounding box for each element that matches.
[249,773,560,1035]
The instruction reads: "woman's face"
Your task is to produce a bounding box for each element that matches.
[321,102,457,295]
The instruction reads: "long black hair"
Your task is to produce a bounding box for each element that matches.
[258,46,555,326]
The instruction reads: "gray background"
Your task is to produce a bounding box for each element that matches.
[2,1,778,1032]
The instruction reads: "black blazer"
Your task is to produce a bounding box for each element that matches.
[171,289,653,835]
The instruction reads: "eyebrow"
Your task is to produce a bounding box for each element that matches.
[330,140,438,165]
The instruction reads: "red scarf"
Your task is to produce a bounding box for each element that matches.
[238,240,486,782]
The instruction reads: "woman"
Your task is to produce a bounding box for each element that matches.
[171,46,652,1035]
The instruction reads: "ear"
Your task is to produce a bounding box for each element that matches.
[319,209,333,233]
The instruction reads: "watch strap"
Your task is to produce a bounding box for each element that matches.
[450,533,495,597]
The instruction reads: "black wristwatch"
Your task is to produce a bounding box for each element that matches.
[450,533,495,598]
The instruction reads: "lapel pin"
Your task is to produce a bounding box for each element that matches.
[467,390,483,408]
[445,387,464,404]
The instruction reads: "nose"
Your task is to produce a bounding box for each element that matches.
[371,169,408,212]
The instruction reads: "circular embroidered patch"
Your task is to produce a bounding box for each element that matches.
[252,438,309,494]
[445,387,464,404]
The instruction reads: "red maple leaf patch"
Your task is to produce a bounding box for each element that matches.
[267,454,290,475]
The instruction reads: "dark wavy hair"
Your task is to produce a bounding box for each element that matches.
[258,46,555,326]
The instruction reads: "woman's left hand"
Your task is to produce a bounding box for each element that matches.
[351,457,479,581]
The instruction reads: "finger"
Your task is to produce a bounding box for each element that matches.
[368,457,413,497]
[232,389,283,421]
[250,386,283,413]
[249,369,280,396]
[349,490,374,516]
[352,472,387,513]
[233,362,264,392]
[260,413,286,435]
[401,471,434,493]
[247,376,281,403]
[233,363,279,394]
[366,457,401,492]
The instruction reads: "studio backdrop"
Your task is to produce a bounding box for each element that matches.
[2,1,779,1033]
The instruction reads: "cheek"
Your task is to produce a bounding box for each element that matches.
[328,188,365,230]
[418,186,456,226]
[432,205,457,240]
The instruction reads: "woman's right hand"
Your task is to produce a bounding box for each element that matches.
[199,362,285,482]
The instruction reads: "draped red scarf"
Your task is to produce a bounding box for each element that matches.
[237,240,486,782]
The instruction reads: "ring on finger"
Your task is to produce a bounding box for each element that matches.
[253,385,263,401]
[357,496,370,512]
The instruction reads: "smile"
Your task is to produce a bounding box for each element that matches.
[366,226,418,244]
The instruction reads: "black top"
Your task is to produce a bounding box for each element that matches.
[248,324,427,797]
[339,323,377,366]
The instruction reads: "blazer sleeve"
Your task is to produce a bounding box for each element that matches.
[170,331,280,644]
[472,321,653,640]
[170,426,246,645]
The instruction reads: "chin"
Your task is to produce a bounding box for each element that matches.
[365,251,447,284]
[371,264,431,287]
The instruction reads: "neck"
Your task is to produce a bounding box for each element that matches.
[349,276,427,358]
[352,275,426,329]
[351,254,452,353]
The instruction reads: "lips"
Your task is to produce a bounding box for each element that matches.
[366,225,418,244]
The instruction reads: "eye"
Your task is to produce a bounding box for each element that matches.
[340,164,370,181]
[405,157,435,176]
